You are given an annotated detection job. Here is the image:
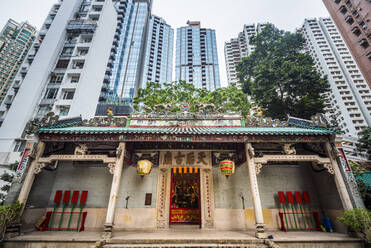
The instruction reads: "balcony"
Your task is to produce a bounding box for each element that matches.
[339,5,347,14]
[40,99,56,105]
[66,20,97,33]
[27,54,35,63]
[12,81,21,90]
[352,26,361,36]
[360,39,369,48]
[345,16,354,25]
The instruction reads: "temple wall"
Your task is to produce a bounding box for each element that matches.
[23,162,158,231]
[213,163,344,231]
[22,160,345,231]
[116,166,158,208]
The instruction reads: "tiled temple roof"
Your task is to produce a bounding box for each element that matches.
[38,126,338,136]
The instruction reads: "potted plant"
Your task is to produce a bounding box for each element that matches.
[339,208,371,243]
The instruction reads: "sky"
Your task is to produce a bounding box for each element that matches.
[0,0,329,87]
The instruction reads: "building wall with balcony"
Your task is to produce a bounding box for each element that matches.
[323,0,371,88]
[69,0,117,118]
[302,17,371,160]
[0,0,83,156]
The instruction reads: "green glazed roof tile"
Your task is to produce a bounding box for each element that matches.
[38,126,337,136]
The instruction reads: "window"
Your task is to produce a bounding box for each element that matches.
[345,16,354,24]
[37,105,52,117]
[62,90,75,100]
[49,73,64,84]
[72,61,84,69]
[13,141,26,152]
[44,88,58,99]
[360,21,367,30]
[339,5,347,14]
[61,47,73,56]
[77,48,89,56]
[71,75,80,83]
[352,26,361,36]
[59,106,70,116]
[367,51,371,61]
[55,59,70,69]
[360,39,369,48]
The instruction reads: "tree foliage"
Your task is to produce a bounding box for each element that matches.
[357,127,371,160]
[237,24,330,120]
[339,208,371,241]
[0,201,22,239]
[133,81,250,117]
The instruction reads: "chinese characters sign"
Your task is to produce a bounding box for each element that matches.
[161,151,211,167]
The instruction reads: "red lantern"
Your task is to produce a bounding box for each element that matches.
[219,160,235,178]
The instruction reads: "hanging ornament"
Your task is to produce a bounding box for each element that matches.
[219,160,235,178]
[137,160,153,177]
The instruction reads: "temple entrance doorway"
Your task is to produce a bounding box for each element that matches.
[170,167,201,226]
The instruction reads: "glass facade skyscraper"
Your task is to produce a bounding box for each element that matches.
[175,21,220,91]
[141,16,174,88]
[104,0,152,104]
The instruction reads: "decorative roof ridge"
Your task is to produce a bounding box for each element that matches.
[128,125,243,129]
[288,122,341,134]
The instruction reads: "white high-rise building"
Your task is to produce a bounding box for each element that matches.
[0,0,117,163]
[301,17,371,161]
[224,23,269,86]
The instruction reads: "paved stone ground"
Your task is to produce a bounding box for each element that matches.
[9,229,361,242]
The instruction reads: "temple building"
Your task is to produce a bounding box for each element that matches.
[3,110,365,247]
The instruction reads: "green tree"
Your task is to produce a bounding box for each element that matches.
[133,81,250,117]
[237,24,330,120]
[357,127,371,160]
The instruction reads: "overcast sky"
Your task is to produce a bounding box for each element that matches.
[0,0,329,86]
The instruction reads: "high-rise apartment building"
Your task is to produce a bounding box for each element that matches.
[0,0,174,164]
[0,0,117,161]
[102,0,152,104]
[301,18,371,160]
[141,15,174,88]
[0,19,36,104]
[323,0,371,88]
[175,21,221,90]
[224,23,269,86]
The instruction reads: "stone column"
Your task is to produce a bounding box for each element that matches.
[325,142,353,211]
[18,141,45,213]
[104,142,126,236]
[245,143,266,239]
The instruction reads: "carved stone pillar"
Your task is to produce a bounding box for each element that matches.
[325,142,353,211]
[103,142,126,236]
[18,141,45,214]
[200,168,215,229]
[156,167,171,229]
[245,143,266,239]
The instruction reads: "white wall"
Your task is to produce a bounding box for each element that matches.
[69,0,117,119]
[0,0,83,152]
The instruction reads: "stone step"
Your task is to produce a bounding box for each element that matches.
[104,245,268,248]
